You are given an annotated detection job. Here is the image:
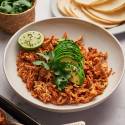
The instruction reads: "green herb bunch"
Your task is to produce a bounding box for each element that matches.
[0,0,32,14]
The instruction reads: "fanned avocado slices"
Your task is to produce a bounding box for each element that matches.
[54,39,85,86]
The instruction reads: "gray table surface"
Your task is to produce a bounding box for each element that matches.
[0,0,125,125]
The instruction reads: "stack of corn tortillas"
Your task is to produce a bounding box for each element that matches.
[57,0,125,28]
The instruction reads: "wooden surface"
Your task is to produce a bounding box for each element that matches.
[0,0,125,125]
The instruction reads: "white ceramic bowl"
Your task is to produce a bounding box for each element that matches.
[4,17,125,112]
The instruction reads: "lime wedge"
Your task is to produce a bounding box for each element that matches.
[18,31,44,50]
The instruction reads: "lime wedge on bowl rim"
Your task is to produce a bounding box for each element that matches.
[18,31,44,50]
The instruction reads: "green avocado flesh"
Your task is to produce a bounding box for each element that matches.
[55,40,81,54]
[54,39,85,85]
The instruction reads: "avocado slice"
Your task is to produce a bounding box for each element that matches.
[55,40,80,53]
[53,39,85,86]
[64,63,85,85]
[70,68,84,85]
[54,40,83,60]
[59,57,78,65]
[55,49,82,59]
[55,52,82,62]
[55,42,83,58]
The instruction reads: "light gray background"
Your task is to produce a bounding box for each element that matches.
[0,0,125,125]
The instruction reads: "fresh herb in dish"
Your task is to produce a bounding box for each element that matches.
[0,0,32,14]
[33,39,85,90]
[17,31,112,105]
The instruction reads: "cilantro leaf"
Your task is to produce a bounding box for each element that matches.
[33,60,50,70]
[55,76,68,91]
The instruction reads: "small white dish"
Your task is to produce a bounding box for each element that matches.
[51,0,125,35]
[4,17,125,112]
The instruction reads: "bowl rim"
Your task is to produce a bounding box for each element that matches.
[3,17,125,112]
[0,0,36,16]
